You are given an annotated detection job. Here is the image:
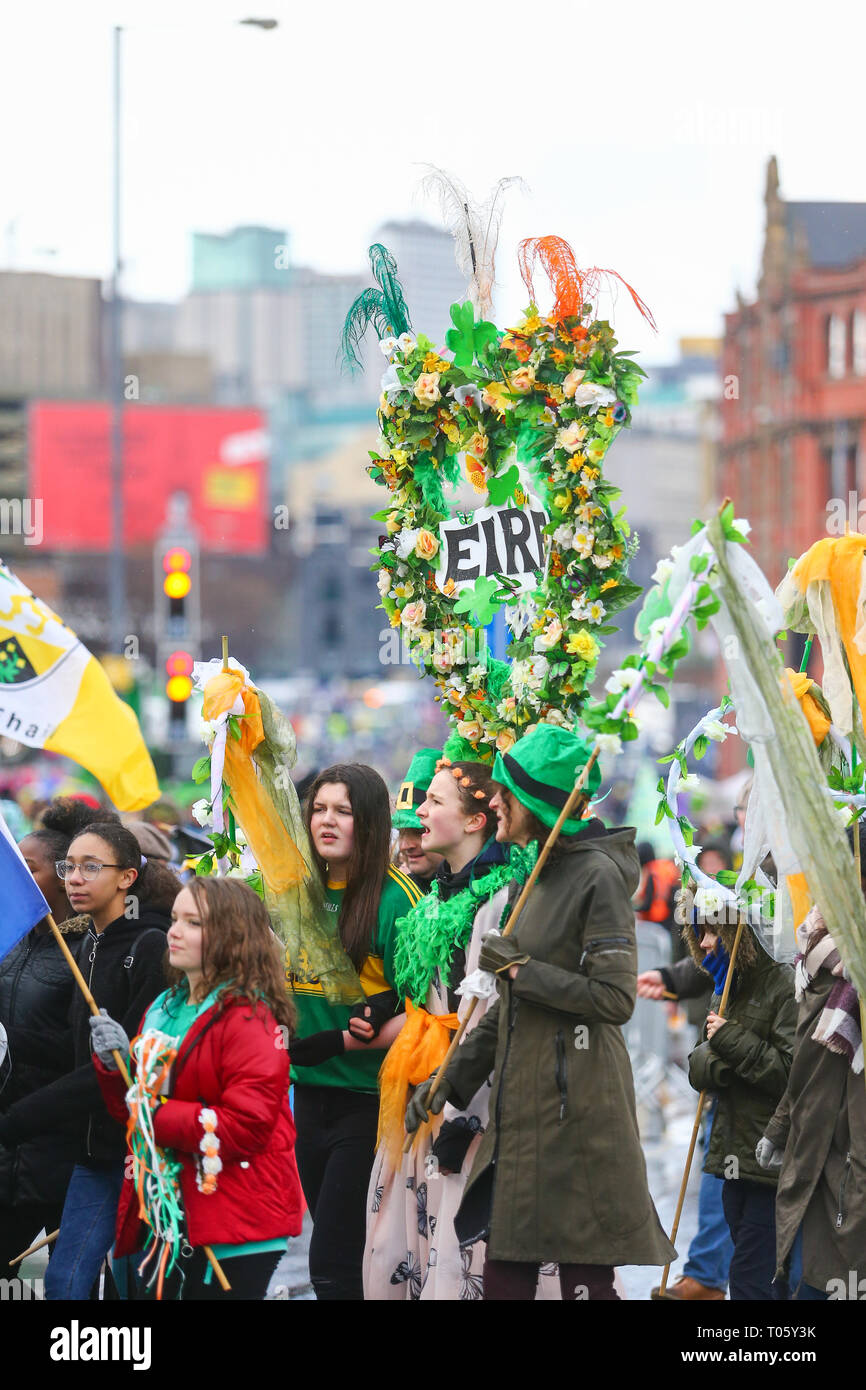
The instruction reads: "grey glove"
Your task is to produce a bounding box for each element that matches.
[755,1136,783,1170]
[405,1074,454,1134]
[89,1009,130,1070]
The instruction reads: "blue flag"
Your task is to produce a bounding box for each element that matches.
[0,806,50,961]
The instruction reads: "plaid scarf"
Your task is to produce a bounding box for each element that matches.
[794,908,863,1075]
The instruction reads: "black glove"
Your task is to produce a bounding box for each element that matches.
[478,932,531,976]
[405,1073,454,1133]
[430,1116,482,1174]
[289,1029,346,1067]
[348,990,400,1043]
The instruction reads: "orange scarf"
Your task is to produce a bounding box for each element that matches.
[376,1000,459,1162]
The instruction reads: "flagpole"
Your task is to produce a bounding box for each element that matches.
[45,912,231,1292]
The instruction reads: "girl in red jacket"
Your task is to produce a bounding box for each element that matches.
[91,877,303,1300]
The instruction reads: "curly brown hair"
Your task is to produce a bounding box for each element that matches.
[435,758,498,839]
[166,877,295,1032]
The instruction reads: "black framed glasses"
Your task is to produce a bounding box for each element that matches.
[55,860,123,880]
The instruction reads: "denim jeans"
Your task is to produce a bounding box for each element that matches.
[44,1161,124,1301]
[682,1104,734,1292]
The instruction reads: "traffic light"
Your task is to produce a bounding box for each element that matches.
[165,649,194,738]
[163,546,192,623]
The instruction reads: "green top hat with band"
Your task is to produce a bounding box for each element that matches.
[393,747,441,830]
[492,725,602,836]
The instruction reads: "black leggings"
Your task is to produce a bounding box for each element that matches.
[148,1245,281,1301]
[293,1084,379,1301]
[483,1256,620,1301]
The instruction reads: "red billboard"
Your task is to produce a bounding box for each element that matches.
[29,403,268,553]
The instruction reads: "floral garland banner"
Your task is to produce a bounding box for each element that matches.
[366,235,650,761]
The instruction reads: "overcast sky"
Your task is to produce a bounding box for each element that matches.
[2,0,860,363]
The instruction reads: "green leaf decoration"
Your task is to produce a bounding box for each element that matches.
[191,755,211,784]
[486,464,520,505]
[453,575,506,626]
[445,301,499,368]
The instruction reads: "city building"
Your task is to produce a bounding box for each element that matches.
[374,219,466,350]
[718,156,866,586]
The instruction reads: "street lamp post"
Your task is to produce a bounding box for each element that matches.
[108,24,125,654]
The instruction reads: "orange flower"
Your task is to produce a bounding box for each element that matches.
[551,347,567,366]
[514,340,533,363]
[570,325,588,342]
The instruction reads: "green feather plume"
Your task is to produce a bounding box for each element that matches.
[341,243,412,372]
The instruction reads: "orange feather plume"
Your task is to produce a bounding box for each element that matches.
[518,235,657,331]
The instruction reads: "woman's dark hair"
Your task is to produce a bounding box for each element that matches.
[167,877,295,1032]
[27,797,121,863]
[304,763,391,969]
[69,822,181,916]
[434,758,498,839]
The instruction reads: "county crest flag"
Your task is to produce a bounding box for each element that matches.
[0,562,160,810]
[0,804,50,961]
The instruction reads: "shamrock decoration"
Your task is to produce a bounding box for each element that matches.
[362,235,652,761]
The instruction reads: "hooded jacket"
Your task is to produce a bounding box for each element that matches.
[0,908,169,1163]
[446,824,676,1267]
[685,917,796,1186]
[0,917,89,1206]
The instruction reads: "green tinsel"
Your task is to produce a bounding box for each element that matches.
[392,842,538,1006]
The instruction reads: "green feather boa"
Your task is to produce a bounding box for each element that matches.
[392,842,538,1006]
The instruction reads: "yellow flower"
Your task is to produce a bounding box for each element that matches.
[385,516,401,534]
[423,351,447,372]
[495,729,517,754]
[601,578,618,591]
[519,312,543,334]
[414,373,442,405]
[482,382,510,416]
[586,439,606,464]
[554,491,572,511]
[546,384,565,404]
[468,431,488,457]
[566,454,586,474]
[390,608,403,627]
[392,449,409,466]
[509,365,535,394]
[565,629,599,662]
[414,529,440,561]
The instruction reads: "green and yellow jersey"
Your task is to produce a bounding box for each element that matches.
[287,865,423,1092]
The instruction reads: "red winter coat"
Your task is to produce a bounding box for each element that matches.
[95,994,304,1255]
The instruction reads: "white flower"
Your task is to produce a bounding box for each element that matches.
[562,368,586,399]
[605,667,641,695]
[380,363,407,399]
[544,709,567,726]
[556,421,587,454]
[379,336,398,358]
[677,773,701,793]
[571,381,616,412]
[527,655,549,688]
[594,733,622,756]
[450,382,484,410]
[591,553,614,569]
[534,618,564,651]
[466,663,488,686]
[694,885,727,918]
[578,469,597,491]
[651,558,674,586]
[400,600,427,631]
[396,333,416,355]
[835,804,854,831]
[586,600,606,623]
[573,527,595,558]
[394,527,420,560]
[733,517,751,536]
[553,523,575,549]
[191,798,213,828]
[648,617,669,642]
[377,569,392,597]
[702,718,732,743]
[198,719,220,745]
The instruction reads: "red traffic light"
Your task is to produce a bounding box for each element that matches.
[162,547,192,574]
[165,650,194,678]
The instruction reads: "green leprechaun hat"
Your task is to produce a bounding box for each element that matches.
[393,747,441,830]
[492,725,602,835]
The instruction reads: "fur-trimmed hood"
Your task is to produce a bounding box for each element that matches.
[680,902,762,977]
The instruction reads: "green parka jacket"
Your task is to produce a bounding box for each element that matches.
[764,932,866,1290]
[686,920,796,1187]
[447,824,676,1267]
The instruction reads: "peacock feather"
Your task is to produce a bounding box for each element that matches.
[340,243,412,373]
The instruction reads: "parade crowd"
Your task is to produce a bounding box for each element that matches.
[0,724,863,1302]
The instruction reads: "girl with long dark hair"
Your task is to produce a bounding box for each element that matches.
[91,877,304,1300]
[288,762,423,1300]
[0,800,117,1281]
[0,821,179,1299]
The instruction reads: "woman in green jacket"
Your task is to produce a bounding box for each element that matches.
[407,725,675,1300]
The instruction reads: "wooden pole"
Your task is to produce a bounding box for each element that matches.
[46,913,231,1293]
[656,918,745,1297]
[9,1228,59,1266]
[402,747,600,1154]
[221,634,230,671]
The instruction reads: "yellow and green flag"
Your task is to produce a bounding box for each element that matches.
[0,562,159,811]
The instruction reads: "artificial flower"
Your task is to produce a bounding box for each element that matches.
[652,558,674,585]
[605,667,641,695]
[562,368,586,398]
[423,351,449,373]
[468,431,488,457]
[591,553,614,568]
[400,600,427,631]
[482,382,510,416]
[565,629,599,662]
[509,364,536,393]
[414,373,442,405]
[573,527,595,558]
[553,523,574,549]
[556,421,587,454]
[534,618,564,651]
[702,718,733,743]
[191,798,213,828]
[396,333,416,355]
[594,733,622,756]
[544,709,567,726]
[377,569,392,597]
[394,527,420,559]
[456,718,483,743]
[451,382,484,410]
[495,729,517,754]
[414,529,440,561]
[379,336,398,357]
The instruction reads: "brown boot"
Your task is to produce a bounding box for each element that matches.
[651,1275,725,1301]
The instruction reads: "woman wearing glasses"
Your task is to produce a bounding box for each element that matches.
[0,821,179,1299]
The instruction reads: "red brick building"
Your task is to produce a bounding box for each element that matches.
[718,157,866,587]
